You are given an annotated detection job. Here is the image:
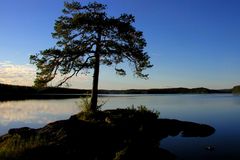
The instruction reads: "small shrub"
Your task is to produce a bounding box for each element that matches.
[75,96,108,121]
[75,96,107,113]
[76,96,92,112]
[127,105,160,118]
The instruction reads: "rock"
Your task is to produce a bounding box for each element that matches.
[8,127,37,138]
[0,109,215,160]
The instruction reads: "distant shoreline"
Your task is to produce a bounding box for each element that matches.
[0,82,235,101]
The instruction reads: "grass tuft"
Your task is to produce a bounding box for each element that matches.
[0,134,47,159]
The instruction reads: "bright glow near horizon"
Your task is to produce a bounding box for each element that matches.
[0,0,240,89]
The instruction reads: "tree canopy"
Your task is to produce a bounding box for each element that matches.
[30,1,152,110]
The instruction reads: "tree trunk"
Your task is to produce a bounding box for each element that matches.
[90,31,102,112]
[90,50,100,111]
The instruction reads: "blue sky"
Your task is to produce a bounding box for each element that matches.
[0,0,239,89]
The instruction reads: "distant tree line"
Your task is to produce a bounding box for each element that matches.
[100,87,231,94]
[0,83,87,100]
[0,83,87,95]
[0,83,234,100]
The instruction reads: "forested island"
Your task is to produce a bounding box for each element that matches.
[0,83,234,101]
[232,85,240,94]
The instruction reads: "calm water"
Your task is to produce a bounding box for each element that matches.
[0,94,240,159]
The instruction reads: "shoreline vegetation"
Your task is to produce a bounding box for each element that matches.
[0,107,215,160]
[0,83,236,101]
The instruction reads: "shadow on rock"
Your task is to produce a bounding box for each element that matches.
[0,108,215,160]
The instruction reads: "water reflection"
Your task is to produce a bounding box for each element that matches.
[0,99,79,134]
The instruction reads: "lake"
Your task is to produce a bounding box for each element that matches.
[0,94,240,159]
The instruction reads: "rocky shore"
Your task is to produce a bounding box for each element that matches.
[0,108,215,160]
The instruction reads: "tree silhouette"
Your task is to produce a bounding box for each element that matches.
[30,1,152,111]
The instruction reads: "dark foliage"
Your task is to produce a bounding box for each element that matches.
[0,83,87,101]
[232,85,240,94]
